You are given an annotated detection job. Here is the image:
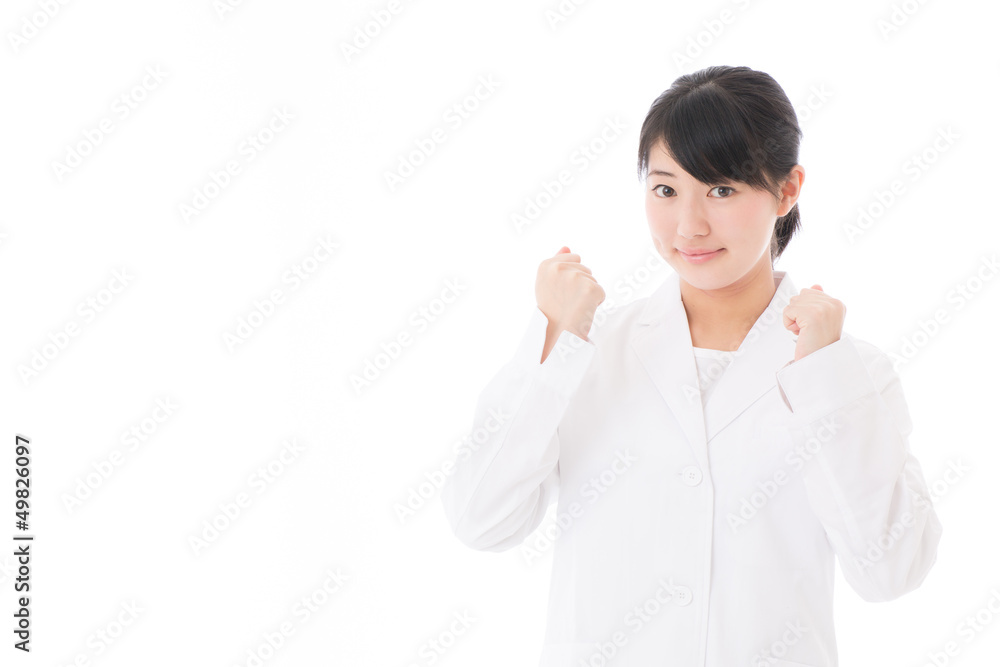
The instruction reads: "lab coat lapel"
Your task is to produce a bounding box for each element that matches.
[701,271,799,442]
[630,270,799,470]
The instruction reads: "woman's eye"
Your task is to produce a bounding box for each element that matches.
[652,184,734,198]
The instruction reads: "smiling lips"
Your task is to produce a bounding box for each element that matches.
[677,247,724,263]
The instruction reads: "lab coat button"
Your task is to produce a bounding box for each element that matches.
[680,466,702,486]
[672,585,693,606]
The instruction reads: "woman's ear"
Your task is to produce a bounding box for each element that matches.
[777,165,805,216]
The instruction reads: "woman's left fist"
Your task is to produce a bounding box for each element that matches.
[782,284,846,362]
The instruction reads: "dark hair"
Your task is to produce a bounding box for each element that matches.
[637,65,802,264]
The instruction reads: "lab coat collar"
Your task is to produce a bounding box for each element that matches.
[630,269,798,472]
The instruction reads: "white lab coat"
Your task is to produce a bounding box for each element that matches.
[440,269,943,667]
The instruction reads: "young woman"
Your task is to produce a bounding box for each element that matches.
[441,65,942,667]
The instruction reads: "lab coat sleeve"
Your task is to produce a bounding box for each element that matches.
[440,305,597,552]
[774,334,943,602]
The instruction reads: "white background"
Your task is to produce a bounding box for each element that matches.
[1,0,998,665]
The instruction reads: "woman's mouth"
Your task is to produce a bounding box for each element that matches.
[678,248,724,264]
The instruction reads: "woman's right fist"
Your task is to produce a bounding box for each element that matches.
[535,246,606,343]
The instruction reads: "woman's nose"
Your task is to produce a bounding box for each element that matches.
[675,199,710,237]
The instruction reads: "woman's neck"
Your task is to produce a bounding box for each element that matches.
[680,260,778,352]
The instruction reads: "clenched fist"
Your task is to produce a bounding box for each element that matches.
[535,247,605,362]
[782,284,846,362]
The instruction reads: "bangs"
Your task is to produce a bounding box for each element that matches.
[648,84,774,193]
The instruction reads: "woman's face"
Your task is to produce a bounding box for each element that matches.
[644,138,800,291]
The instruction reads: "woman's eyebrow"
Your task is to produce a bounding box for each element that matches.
[647,169,676,178]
